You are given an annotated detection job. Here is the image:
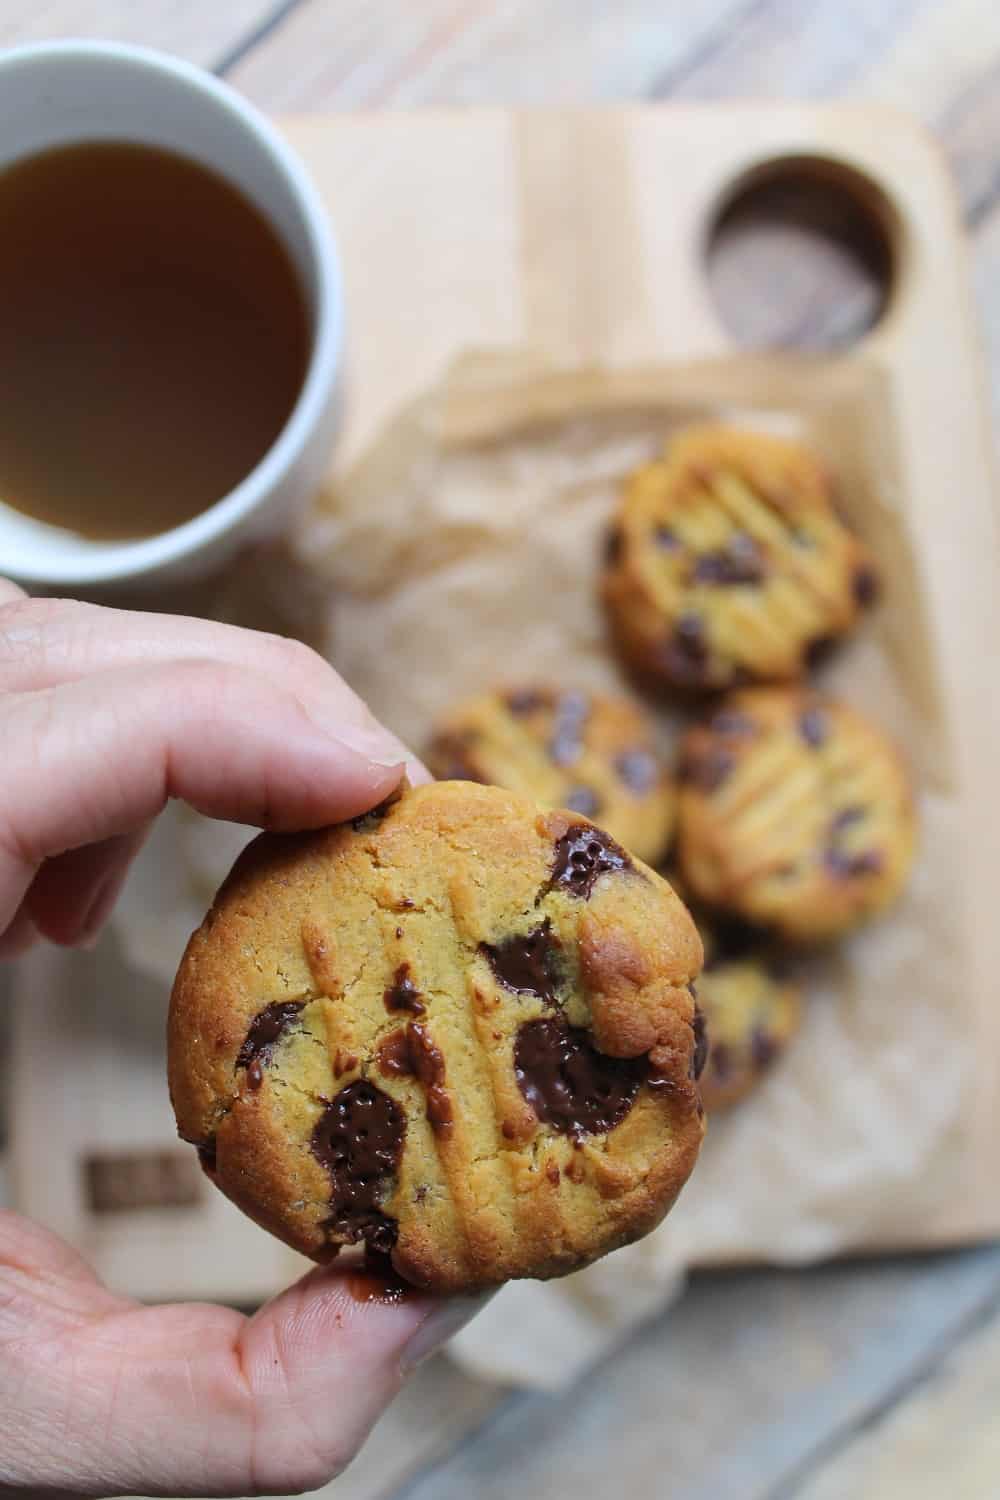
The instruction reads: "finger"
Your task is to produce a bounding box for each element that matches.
[23,827,150,947]
[0,661,406,933]
[0,1216,486,1498]
[0,576,27,606]
[0,904,38,960]
[0,594,430,785]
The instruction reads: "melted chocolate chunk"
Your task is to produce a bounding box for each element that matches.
[710,709,755,738]
[655,524,681,550]
[830,804,865,833]
[196,1138,217,1173]
[549,692,590,767]
[564,785,602,817]
[604,527,624,566]
[428,730,481,782]
[505,687,549,716]
[691,1006,709,1081]
[311,1080,405,1254]
[614,748,659,795]
[751,1027,778,1069]
[799,707,829,748]
[514,1015,642,1139]
[548,825,631,899]
[662,613,710,685]
[679,745,734,793]
[350,793,398,833]
[481,920,563,1003]
[384,963,425,1015]
[407,1022,453,1134]
[824,846,883,879]
[693,532,765,586]
[236,1000,305,1075]
[377,1028,415,1078]
[853,565,879,607]
[805,634,836,670]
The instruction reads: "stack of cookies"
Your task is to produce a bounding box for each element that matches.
[428,424,916,1116]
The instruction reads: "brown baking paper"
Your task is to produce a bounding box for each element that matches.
[114,348,969,1387]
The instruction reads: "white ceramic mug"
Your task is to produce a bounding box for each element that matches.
[0,40,343,590]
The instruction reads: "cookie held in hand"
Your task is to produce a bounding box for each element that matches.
[169,782,705,1292]
[426,684,674,866]
[676,689,916,943]
[602,425,877,692]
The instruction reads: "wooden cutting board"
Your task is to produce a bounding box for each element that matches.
[8,106,1000,1303]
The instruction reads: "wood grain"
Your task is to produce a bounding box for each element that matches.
[0,0,285,67]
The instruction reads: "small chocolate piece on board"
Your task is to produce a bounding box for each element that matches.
[84,1149,204,1214]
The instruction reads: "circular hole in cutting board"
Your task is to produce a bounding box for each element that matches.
[705,156,897,350]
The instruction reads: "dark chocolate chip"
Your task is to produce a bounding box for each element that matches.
[692,532,766,586]
[505,687,549,716]
[563,785,602,817]
[236,1000,305,1075]
[799,707,829,747]
[655,524,681,550]
[691,1006,709,1081]
[824,846,883,879]
[751,1027,778,1069]
[549,691,590,767]
[481,920,563,1003]
[384,963,425,1015]
[614,748,659,795]
[805,635,836,670]
[514,1015,642,1140]
[604,527,624,566]
[548,825,631,899]
[350,793,398,833]
[830,805,865,833]
[311,1080,405,1254]
[196,1138,217,1173]
[678,745,734,793]
[710,709,755,738]
[428,730,483,783]
[853,565,879,607]
[662,613,711,686]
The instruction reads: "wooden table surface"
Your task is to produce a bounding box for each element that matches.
[3,4,1000,1498]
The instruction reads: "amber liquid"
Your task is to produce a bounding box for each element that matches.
[0,142,310,539]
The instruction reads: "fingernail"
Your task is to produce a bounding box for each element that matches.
[314,718,409,770]
[399,1292,495,1376]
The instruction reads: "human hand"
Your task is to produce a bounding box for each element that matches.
[0,580,483,1496]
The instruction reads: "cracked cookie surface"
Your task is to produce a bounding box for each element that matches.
[602,425,877,692]
[426,685,674,866]
[168,781,705,1292]
[676,689,916,943]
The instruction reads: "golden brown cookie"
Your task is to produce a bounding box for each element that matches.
[695,929,802,1112]
[676,689,915,943]
[426,685,674,866]
[602,425,877,692]
[169,781,705,1293]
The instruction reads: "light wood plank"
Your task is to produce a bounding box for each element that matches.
[793,1300,1000,1499]
[390,1252,1000,1500]
[227,0,751,110]
[0,1,283,67]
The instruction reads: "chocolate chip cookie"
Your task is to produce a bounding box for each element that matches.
[602,425,877,692]
[169,781,705,1293]
[426,686,674,866]
[695,927,802,1112]
[675,689,915,943]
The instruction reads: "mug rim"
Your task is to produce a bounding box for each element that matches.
[0,39,344,587]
